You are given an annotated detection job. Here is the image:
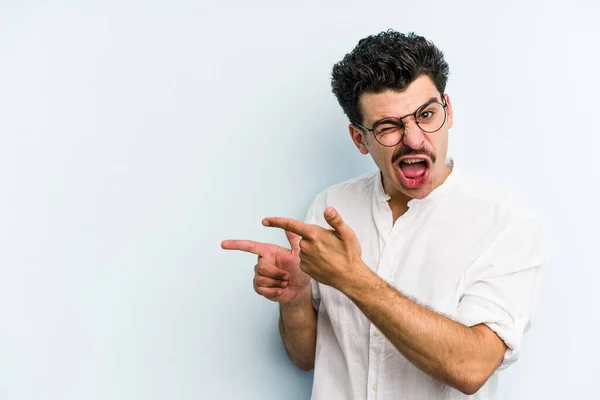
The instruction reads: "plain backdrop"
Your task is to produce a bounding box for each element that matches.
[1,1,598,399]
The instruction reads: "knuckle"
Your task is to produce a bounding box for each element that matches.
[315,241,325,252]
[257,257,273,269]
[258,287,275,299]
[285,220,293,232]
[255,275,266,286]
[259,276,277,287]
[303,229,314,241]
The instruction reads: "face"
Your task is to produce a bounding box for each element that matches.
[349,75,453,202]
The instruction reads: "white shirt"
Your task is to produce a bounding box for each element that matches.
[303,162,545,400]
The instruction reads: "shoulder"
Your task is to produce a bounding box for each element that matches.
[446,170,546,272]
[310,170,377,205]
[449,169,540,222]
[304,171,377,224]
[437,168,545,254]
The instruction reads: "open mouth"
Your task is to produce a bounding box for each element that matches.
[396,157,431,188]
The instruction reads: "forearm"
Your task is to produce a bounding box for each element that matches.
[341,266,502,394]
[279,286,317,371]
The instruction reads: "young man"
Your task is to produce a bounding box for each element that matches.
[222,30,544,399]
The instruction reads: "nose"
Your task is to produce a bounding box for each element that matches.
[401,119,426,149]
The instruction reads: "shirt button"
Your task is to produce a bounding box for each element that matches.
[372,384,378,392]
[373,329,382,337]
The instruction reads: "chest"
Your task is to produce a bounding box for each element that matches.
[344,210,493,315]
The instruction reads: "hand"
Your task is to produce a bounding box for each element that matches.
[221,230,311,304]
[262,207,365,289]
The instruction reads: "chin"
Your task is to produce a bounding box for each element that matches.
[402,184,435,200]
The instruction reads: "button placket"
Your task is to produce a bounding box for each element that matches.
[367,318,385,399]
[366,337,378,399]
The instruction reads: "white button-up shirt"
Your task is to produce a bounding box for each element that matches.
[304,163,545,400]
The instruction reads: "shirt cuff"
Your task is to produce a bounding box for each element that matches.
[456,294,528,370]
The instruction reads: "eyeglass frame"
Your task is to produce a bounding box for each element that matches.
[354,97,449,147]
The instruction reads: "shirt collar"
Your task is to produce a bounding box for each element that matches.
[375,170,392,204]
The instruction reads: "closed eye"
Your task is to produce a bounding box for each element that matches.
[375,120,403,134]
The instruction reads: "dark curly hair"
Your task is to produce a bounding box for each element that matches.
[331,30,449,126]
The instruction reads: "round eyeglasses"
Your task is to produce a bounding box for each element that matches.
[355,99,448,147]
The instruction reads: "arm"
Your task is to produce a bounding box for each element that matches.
[341,266,505,395]
[262,209,542,393]
[278,286,317,371]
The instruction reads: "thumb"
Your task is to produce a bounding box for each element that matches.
[285,230,302,253]
[324,207,352,238]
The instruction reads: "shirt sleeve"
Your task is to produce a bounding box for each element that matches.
[455,216,545,370]
[303,192,326,311]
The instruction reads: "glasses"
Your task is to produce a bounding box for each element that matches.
[355,99,448,147]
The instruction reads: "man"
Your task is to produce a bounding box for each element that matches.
[221,30,544,399]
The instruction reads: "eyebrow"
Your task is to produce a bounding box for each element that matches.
[369,96,440,125]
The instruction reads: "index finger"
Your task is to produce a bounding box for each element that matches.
[262,217,313,239]
[221,240,274,258]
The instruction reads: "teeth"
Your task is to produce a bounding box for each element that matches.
[401,159,425,164]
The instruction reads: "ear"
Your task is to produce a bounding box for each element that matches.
[349,124,370,155]
[443,94,454,129]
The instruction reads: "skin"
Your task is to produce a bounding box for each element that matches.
[221,75,507,394]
